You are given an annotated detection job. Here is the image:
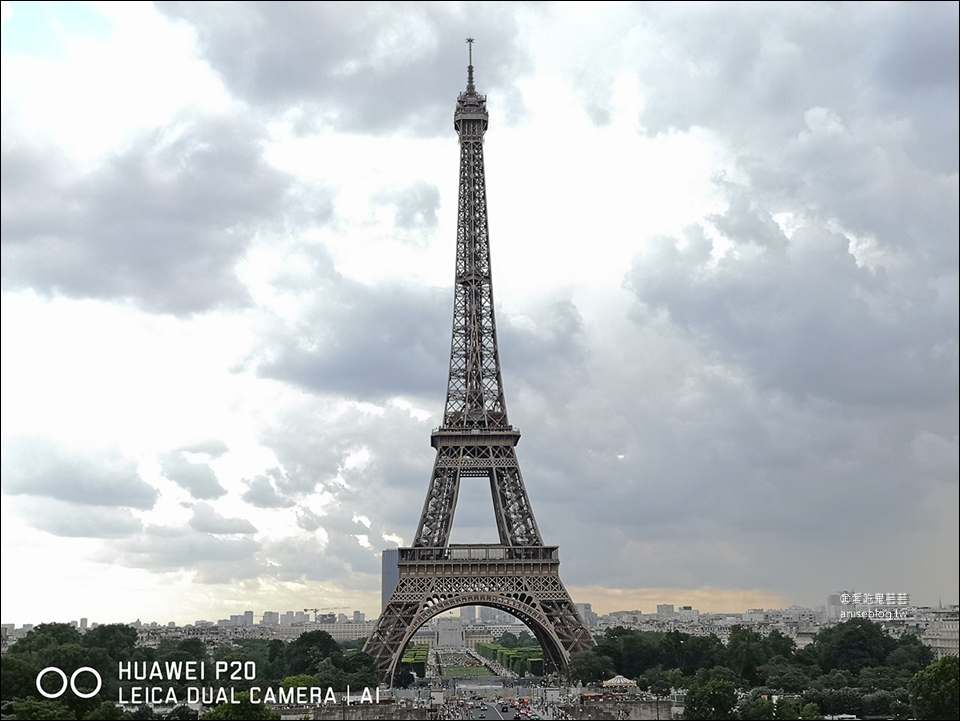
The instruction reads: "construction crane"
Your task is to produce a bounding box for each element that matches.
[304,607,346,622]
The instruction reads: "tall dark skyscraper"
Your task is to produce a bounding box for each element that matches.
[381,549,400,613]
[364,41,594,684]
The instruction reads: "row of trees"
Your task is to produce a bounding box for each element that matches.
[474,642,544,676]
[569,620,933,684]
[563,620,957,719]
[674,655,958,720]
[0,624,378,720]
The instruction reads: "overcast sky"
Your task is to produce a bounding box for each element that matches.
[1,1,957,627]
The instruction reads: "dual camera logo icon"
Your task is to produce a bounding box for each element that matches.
[35,666,103,699]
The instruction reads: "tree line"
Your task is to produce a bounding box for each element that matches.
[564,619,957,719]
[0,624,378,720]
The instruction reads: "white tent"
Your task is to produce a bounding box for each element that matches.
[602,674,637,687]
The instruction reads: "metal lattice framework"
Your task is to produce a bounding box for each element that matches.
[364,41,595,684]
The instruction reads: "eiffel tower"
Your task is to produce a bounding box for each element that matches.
[364,40,595,684]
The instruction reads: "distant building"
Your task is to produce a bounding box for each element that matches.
[657,604,675,618]
[381,549,400,613]
[353,610,365,623]
[243,611,254,627]
[827,593,848,621]
[318,621,377,642]
[923,607,959,660]
[460,606,477,622]
[678,606,700,620]
[575,603,598,627]
[262,611,279,626]
[80,618,88,630]
[436,618,466,648]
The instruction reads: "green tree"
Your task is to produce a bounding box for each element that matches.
[661,630,723,675]
[165,705,200,720]
[199,692,280,720]
[285,631,340,676]
[642,667,672,702]
[683,667,739,720]
[802,686,863,717]
[337,638,366,652]
[740,695,775,720]
[907,655,959,720]
[664,668,684,690]
[314,658,347,690]
[565,649,614,684]
[393,665,414,689]
[515,631,538,647]
[177,638,208,662]
[9,623,82,655]
[82,624,139,662]
[774,698,800,719]
[726,626,768,686]
[811,618,894,673]
[763,630,796,661]
[280,674,318,689]
[615,630,663,677]
[498,632,520,649]
[885,634,933,673]
[798,702,823,719]
[765,664,811,693]
[1,653,39,701]
[860,690,896,717]
[11,697,75,720]
[857,665,905,691]
[83,700,131,719]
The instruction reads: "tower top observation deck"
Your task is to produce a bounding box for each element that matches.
[455,37,488,127]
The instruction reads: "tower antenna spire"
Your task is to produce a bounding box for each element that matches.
[466,37,475,93]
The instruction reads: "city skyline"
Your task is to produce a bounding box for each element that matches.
[2,2,958,627]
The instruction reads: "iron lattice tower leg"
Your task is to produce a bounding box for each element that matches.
[364,41,595,684]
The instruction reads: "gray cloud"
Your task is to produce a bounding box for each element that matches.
[188,503,258,534]
[296,507,324,532]
[160,450,226,500]
[178,439,230,457]
[255,397,438,550]
[631,4,957,169]
[259,535,350,584]
[376,181,441,236]
[23,499,143,539]
[1,115,302,314]
[1,438,158,510]
[253,249,450,401]
[498,298,588,406]
[157,2,535,135]
[627,221,955,409]
[112,524,262,579]
[242,471,294,508]
[504,306,957,600]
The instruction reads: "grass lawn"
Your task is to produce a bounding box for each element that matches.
[439,666,494,677]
